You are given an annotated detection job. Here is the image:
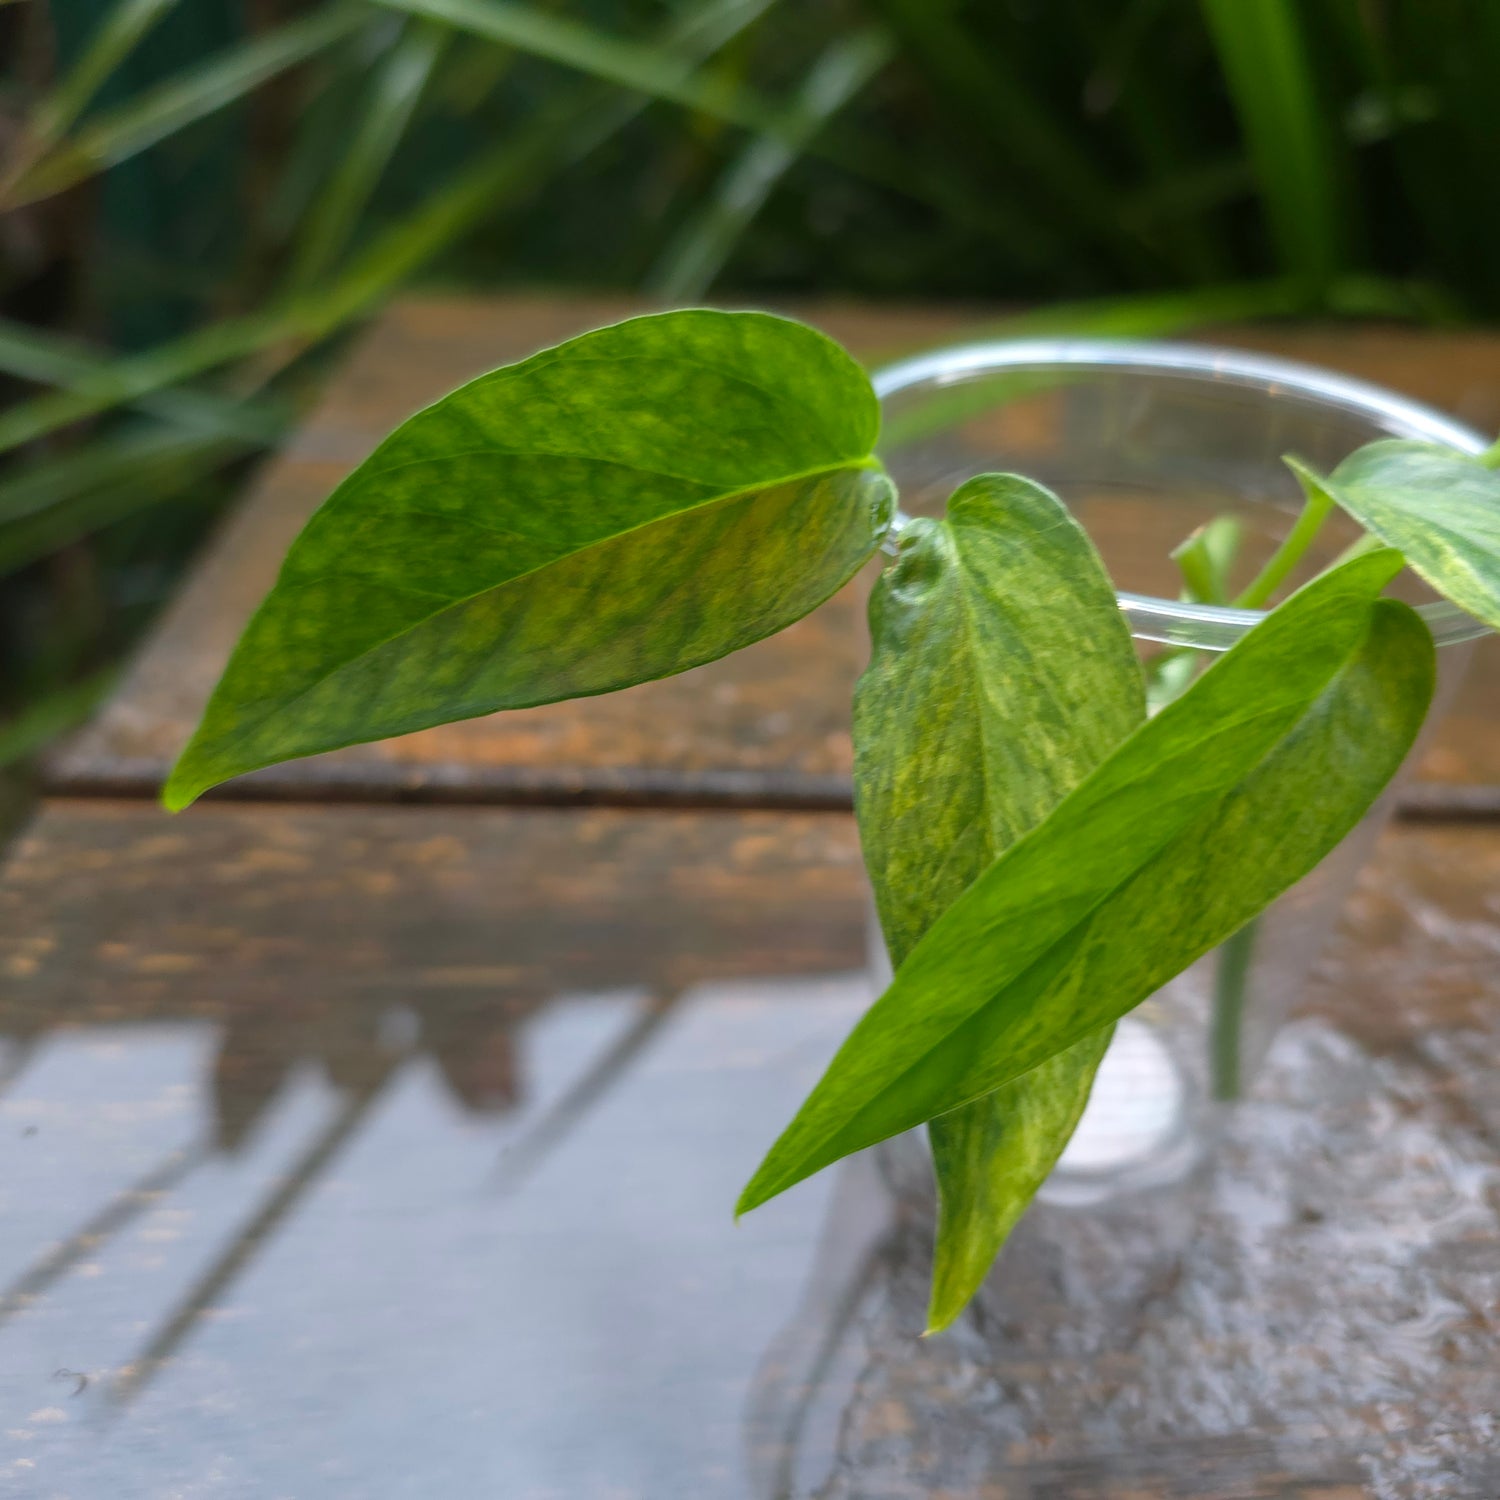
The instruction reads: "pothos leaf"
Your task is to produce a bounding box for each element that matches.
[853,473,1145,1332]
[740,548,1434,1214]
[165,310,893,808]
[1287,440,1500,631]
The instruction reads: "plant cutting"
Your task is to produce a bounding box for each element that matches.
[162,309,1500,1332]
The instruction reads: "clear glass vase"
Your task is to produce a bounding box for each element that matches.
[866,338,1491,1205]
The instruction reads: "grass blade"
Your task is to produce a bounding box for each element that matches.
[372,0,784,137]
[0,317,286,443]
[0,0,777,460]
[285,18,450,291]
[868,0,1148,270]
[648,27,892,299]
[0,434,243,577]
[4,4,371,207]
[0,669,118,770]
[23,0,183,148]
[1199,0,1346,282]
[0,426,239,525]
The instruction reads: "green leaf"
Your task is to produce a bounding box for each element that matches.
[926,1031,1110,1329]
[853,474,1146,1331]
[1171,515,1243,606]
[164,310,893,809]
[1286,441,1500,632]
[739,548,1434,1214]
[856,477,1147,964]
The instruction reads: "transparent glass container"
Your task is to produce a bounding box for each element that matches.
[866,338,1491,1205]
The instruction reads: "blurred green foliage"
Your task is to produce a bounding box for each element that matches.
[1,0,1497,787]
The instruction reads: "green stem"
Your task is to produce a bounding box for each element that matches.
[1210,918,1258,1101]
[1233,483,1334,608]
[1482,435,1500,469]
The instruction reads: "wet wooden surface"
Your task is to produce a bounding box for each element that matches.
[0,802,1495,1497]
[8,299,1500,1495]
[44,296,1500,813]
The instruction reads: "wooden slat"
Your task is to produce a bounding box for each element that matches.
[0,802,1496,1494]
[46,296,1500,810]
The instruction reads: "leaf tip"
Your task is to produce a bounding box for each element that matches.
[734,1178,769,1221]
[922,1285,966,1337]
[161,754,208,813]
[1281,451,1325,488]
[736,1143,810,1218]
[159,784,195,814]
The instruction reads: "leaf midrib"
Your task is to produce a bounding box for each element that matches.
[939,520,1003,866]
[352,440,788,494]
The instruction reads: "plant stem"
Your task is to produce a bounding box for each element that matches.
[1210,918,1258,1101]
[1482,435,1500,469]
[1233,482,1334,608]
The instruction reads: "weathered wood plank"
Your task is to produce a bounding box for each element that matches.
[0,802,1496,1494]
[46,297,1500,810]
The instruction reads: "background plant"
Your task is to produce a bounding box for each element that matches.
[3,0,1499,820]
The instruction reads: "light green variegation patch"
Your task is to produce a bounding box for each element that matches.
[165,309,892,808]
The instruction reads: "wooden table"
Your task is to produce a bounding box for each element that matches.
[1,298,1498,1498]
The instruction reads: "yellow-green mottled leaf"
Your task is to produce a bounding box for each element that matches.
[853,474,1145,1331]
[165,310,892,808]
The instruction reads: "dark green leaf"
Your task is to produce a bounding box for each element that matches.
[164,310,892,809]
[1286,441,1500,631]
[740,549,1434,1213]
[853,474,1145,1331]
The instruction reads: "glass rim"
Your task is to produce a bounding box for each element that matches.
[871,336,1492,650]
